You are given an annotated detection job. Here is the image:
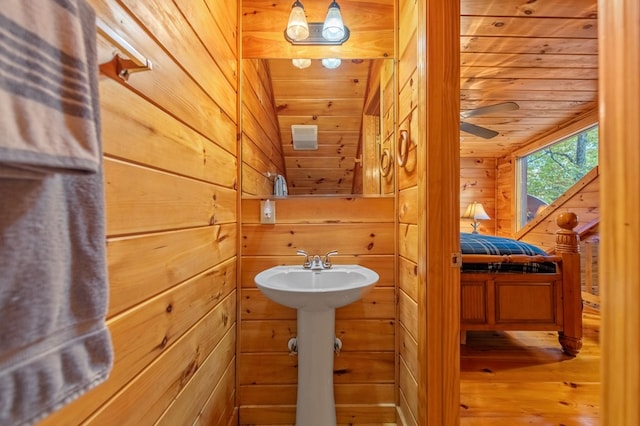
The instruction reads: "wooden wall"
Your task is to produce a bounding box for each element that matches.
[239,197,396,425]
[460,157,497,235]
[599,0,640,422]
[396,0,461,424]
[496,157,516,236]
[380,59,396,195]
[39,0,239,424]
[241,59,286,196]
[396,0,420,420]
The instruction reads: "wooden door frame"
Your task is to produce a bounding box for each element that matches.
[598,0,640,424]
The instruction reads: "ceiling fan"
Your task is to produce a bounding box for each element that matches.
[460,101,520,139]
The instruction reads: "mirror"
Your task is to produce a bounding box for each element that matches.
[241,58,395,197]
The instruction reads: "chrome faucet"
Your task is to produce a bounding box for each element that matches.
[297,250,338,270]
[310,255,324,270]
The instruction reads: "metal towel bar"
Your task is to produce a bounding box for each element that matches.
[96,17,152,81]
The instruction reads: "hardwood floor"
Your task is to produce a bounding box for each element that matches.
[460,306,600,425]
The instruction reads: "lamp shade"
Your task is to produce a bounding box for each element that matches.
[322,1,345,41]
[462,202,490,220]
[286,1,309,41]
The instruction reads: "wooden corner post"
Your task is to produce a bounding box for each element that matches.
[555,212,583,356]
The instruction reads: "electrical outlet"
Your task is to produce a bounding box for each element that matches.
[260,200,276,224]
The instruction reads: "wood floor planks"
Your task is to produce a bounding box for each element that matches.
[460,307,600,425]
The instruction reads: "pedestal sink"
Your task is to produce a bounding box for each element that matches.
[254,265,379,426]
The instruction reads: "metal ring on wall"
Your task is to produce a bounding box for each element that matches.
[397,129,410,167]
[380,148,392,177]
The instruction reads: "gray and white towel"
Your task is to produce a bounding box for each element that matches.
[273,174,288,196]
[0,1,113,425]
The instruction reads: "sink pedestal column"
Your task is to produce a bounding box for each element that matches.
[295,308,337,426]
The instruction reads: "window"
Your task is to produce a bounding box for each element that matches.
[516,125,599,229]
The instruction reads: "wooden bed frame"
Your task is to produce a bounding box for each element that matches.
[460,212,583,356]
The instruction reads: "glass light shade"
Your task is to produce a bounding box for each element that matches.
[292,58,312,69]
[286,1,309,41]
[322,1,345,41]
[321,58,341,69]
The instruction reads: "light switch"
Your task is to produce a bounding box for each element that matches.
[260,200,276,224]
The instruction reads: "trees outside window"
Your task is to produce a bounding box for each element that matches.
[517,125,599,228]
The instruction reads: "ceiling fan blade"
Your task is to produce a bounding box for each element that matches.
[460,121,499,139]
[460,101,519,119]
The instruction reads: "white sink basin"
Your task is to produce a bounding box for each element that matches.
[254,265,379,311]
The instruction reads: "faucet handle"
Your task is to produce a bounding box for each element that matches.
[323,250,338,268]
[296,250,311,268]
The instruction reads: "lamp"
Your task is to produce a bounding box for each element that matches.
[284,0,350,45]
[462,202,490,234]
[286,0,309,42]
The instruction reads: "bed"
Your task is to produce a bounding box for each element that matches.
[460,212,582,356]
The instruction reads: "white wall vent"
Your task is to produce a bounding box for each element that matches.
[291,125,318,150]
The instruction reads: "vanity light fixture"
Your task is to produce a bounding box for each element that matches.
[321,58,341,69]
[292,58,312,69]
[285,0,350,45]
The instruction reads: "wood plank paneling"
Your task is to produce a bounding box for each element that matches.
[242,59,286,197]
[396,0,420,420]
[459,0,598,159]
[191,362,237,425]
[242,222,393,255]
[239,384,394,406]
[118,0,237,117]
[100,81,237,189]
[87,325,236,424]
[107,225,236,316]
[105,159,236,235]
[460,157,497,235]
[416,0,461,424]
[38,0,239,424]
[240,319,394,352]
[599,0,640,423]
[92,3,238,154]
[239,405,396,425]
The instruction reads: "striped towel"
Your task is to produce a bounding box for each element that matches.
[274,174,288,196]
[0,0,102,177]
[0,2,113,425]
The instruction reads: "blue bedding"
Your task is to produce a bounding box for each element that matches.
[460,233,556,273]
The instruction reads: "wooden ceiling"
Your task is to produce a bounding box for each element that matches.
[459,0,598,157]
[243,0,599,194]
